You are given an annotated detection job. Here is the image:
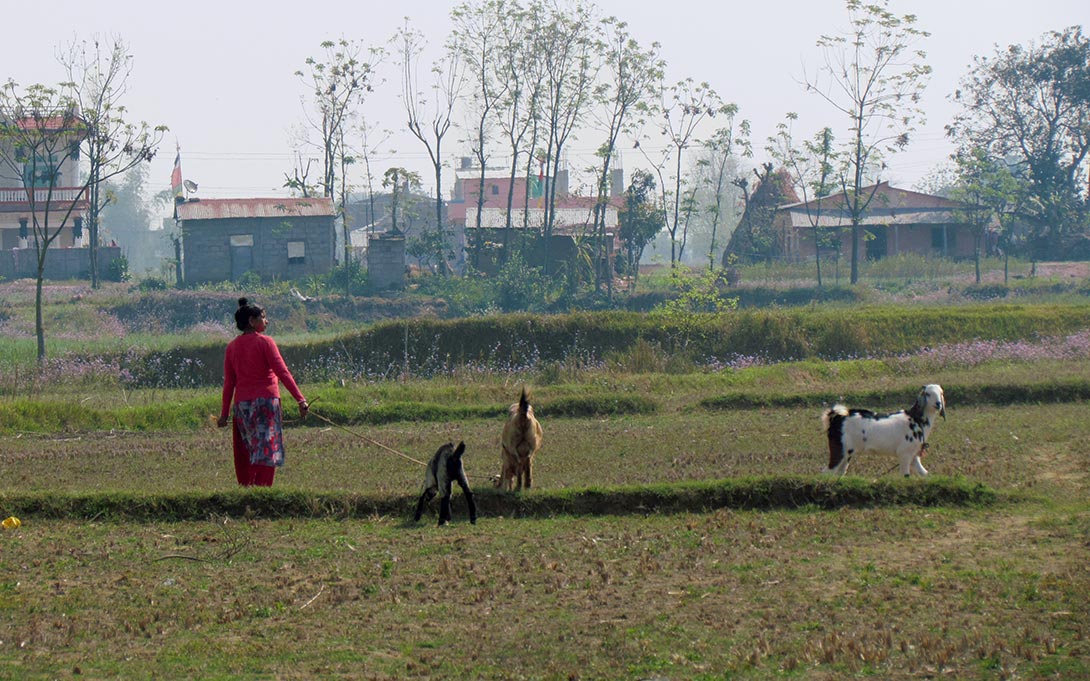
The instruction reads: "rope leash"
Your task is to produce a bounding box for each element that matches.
[305,400,427,467]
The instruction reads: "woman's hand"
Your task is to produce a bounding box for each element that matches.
[298,399,309,420]
[216,415,229,428]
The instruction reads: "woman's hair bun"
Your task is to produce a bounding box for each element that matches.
[238,297,249,308]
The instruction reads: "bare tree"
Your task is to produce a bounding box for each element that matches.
[396,20,463,276]
[805,0,930,283]
[59,35,166,289]
[0,79,161,361]
[356,118,392,235]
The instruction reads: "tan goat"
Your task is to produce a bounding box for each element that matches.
[495,387,543,491]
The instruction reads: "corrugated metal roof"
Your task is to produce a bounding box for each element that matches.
[782,208,965,228]
[177,197,335,221]
[778,182,965,212]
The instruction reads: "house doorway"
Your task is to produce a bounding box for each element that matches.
[230,234,254,280]
[865,228,887,260]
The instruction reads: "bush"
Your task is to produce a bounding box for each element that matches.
[135,277,169,292]
[105,256,130,283]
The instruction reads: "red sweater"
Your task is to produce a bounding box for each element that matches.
[220,332,305,419]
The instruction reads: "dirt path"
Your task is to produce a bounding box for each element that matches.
[1035,261,1090,279]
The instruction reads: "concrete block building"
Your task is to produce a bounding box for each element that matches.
[177,197,336,284]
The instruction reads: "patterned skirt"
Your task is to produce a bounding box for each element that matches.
[232,397,286,467]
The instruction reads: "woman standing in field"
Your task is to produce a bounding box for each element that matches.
[217,298,309,487]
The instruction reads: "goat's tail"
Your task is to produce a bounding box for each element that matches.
[519,386,530,416]
[821,404,848,434]
[822,405,849,472]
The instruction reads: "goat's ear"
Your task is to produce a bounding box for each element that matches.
[454,441,466,457]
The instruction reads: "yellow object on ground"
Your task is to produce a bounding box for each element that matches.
[2,516,21,529]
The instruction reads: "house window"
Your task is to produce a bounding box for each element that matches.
[288,241,306,264]
[22,153,62,188]
[490,184,499,195]
[230,234,254,247]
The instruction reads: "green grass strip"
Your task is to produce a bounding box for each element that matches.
[701,379,1090,410]
[1,476,997,522]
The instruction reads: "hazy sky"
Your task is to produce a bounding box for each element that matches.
[3,0,1087,204]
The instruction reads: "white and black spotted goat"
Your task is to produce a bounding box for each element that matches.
[413,441,478,526]
[822,384,946,477]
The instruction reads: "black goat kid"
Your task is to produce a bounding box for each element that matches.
[413,441,478,526]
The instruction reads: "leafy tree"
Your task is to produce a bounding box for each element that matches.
[695,120,751,271]
[59,36,166,289]
[768,113,839,288]
[294,38,380,264]
[589,16,662,294]
[656,79,733,267]
[492,0,546,258]
[396,20,463,276]
[450,0,510,270]
[947,26,1090,259]
[534,0,602,274]
[805,0,930,283]
[949,147,1023,283]
[0,79,160,362]
[653,266,739,347]
[382,167,422,235]
[617,168,661,288]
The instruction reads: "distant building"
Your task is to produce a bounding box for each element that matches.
[0,109,114,280]
[448,158,624,274]
[774,182,995,262]
[177,197,336,284]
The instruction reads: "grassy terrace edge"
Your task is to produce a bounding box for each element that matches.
[1,476,999,521]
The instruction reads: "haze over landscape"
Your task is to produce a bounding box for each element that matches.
[2,0,1087,205]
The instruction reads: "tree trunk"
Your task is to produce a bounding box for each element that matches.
[35,259,46,363]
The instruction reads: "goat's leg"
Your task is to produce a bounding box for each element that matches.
[456,472,477,524]
[438,495,452,525]
[502,457,516,491]
[438,480,454,525]
[899,446,916,477]
[912,452,929,476]
[414,487,437,522]
[524,457,533,489]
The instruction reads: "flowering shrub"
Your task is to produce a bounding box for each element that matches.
[893,330,1090,371]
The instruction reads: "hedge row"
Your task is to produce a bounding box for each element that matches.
[701,379,1090,410]
[121,305,1090,388]
[1,476,998,521]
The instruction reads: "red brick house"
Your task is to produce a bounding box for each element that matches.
[448,160,624,273]
[775,182,995,261]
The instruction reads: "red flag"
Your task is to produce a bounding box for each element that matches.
[171,146,183,202]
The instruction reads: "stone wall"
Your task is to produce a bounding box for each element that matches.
[0,246,122,281]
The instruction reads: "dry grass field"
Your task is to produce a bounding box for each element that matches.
[2,271,1089,677]
[3,392,1089,679]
